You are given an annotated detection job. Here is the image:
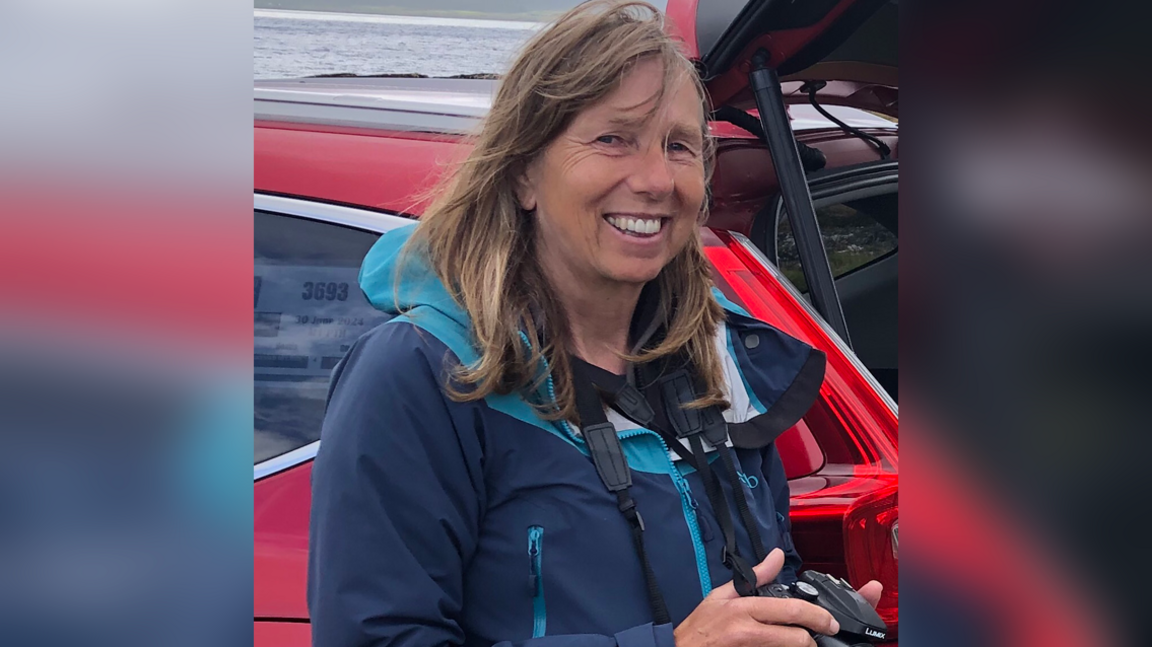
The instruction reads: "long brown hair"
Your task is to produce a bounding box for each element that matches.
[404,0,727,424]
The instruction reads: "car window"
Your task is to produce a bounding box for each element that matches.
[254,211,390,464]
[776,192,898,292]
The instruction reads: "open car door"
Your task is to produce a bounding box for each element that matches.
[665,0,897,345]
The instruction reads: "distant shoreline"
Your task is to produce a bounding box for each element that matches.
[253,4,560,23]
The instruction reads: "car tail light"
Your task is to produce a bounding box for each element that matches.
[844,483,899,627]
[703,229,899,636]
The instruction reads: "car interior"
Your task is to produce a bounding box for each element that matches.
[709,136,899,402]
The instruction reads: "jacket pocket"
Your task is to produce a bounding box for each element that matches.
[527,525,546,638]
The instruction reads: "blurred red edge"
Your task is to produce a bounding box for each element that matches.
[254,620,310,647]
[0,187,252,352]
[906,432,1113,646]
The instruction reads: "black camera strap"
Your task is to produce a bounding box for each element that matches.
[575,355,770,602]
[661,384,759,595]
[717,444,767,562]
[642,366,768,596]
[686,432,757,595]
[570,359,671,625]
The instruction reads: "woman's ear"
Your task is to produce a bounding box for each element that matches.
[515,161,538,212]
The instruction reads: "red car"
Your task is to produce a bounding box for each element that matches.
[254,1,897,645]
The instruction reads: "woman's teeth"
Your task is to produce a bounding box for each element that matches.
[606,215,663,236]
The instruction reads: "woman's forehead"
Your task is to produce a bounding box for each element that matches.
[578,64,704,131]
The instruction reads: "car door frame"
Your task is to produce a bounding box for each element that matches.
[253,192,413,481]
[751,159,898,269]
[750,160,898,395]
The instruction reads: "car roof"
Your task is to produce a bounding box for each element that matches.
[255,77,494,134]
[254,76,896,136]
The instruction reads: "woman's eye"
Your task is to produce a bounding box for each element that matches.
[596,134,623,145]
[667,141,696,155]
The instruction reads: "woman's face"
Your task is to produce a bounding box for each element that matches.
[520,58,707,290]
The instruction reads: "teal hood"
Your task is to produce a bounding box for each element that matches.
[358,223,470,330]
[357,222,579,444]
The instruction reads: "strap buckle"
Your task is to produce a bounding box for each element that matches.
[611,383,655,427]
[618,496,645,532]
[721,546,759,597]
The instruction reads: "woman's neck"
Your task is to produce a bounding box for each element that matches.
[542,263,641,375]
[565,287,640,374]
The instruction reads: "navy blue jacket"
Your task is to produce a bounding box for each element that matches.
[308,225,825,647]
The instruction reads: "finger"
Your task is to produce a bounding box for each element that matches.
[710,548,785,600]
[736,596,840,636]
[751,548,786,589]
[857,580,883,608]
[753,624,819,647]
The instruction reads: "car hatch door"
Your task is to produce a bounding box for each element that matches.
[666,0,897,113]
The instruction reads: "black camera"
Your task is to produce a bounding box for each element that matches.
[758,571,888,646]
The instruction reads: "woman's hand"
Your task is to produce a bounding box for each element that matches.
[673,548,840,647]
[856,579,883,609]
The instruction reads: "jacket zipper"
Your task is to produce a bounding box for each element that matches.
[528,525,546,638]
[686,488,713,542]
[619,428,713,598]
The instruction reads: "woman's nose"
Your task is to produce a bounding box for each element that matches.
[626,143,675,199]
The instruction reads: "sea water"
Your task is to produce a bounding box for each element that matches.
[254,9,541,80]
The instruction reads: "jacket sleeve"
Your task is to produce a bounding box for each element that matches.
[308,323,679,647]
[764,441,802,585]
[308,322,487,647]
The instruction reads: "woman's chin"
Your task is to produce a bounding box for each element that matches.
[601,261,666,286]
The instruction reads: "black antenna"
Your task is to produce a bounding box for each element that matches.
[800,80,891,159]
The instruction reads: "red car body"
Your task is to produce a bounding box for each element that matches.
[255,1,898,645]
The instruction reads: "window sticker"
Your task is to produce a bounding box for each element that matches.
[254,264,389,384]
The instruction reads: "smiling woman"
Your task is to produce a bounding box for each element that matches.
[515,55,710,373]
[522,56,705,262]
[399,0,726,421]
[307,2,876,647]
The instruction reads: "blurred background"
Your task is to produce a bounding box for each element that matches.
[2,0,1151,645]
[903,0,1152,645]
[0,0,252,645]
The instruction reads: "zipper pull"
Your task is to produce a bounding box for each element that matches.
[528,527,543,593]
[673,474,696,509]
[680,481,714,542]
[694,497,714,542]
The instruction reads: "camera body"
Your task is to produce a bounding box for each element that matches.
[758,571,888,647]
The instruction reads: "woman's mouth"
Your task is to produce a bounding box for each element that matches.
[604,214,666,237]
